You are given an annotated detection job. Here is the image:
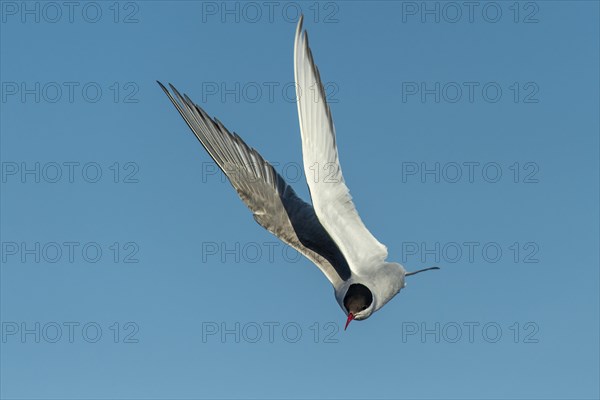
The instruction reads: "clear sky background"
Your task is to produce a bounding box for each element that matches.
[1,1,598,399]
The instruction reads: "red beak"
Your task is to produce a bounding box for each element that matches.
[344,313,354,330]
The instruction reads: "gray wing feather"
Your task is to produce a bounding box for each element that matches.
[158,82,351,287]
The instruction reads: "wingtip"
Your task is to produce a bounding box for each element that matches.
[295,14,304,42]
[157,81,173,96]
[168,83,185,101]
[156,80,166,89]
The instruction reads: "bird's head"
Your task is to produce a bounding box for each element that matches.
[342,283,375,330]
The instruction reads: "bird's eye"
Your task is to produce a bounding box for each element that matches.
[361,305,367,311]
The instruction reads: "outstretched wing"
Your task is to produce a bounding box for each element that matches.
[294,16,388,275]
[158,82,351,287]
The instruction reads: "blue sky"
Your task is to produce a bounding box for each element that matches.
[1,1,598,399]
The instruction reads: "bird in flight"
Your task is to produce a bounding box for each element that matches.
[158,16,439,330]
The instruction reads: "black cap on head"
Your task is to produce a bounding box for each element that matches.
[343,283,373,315]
